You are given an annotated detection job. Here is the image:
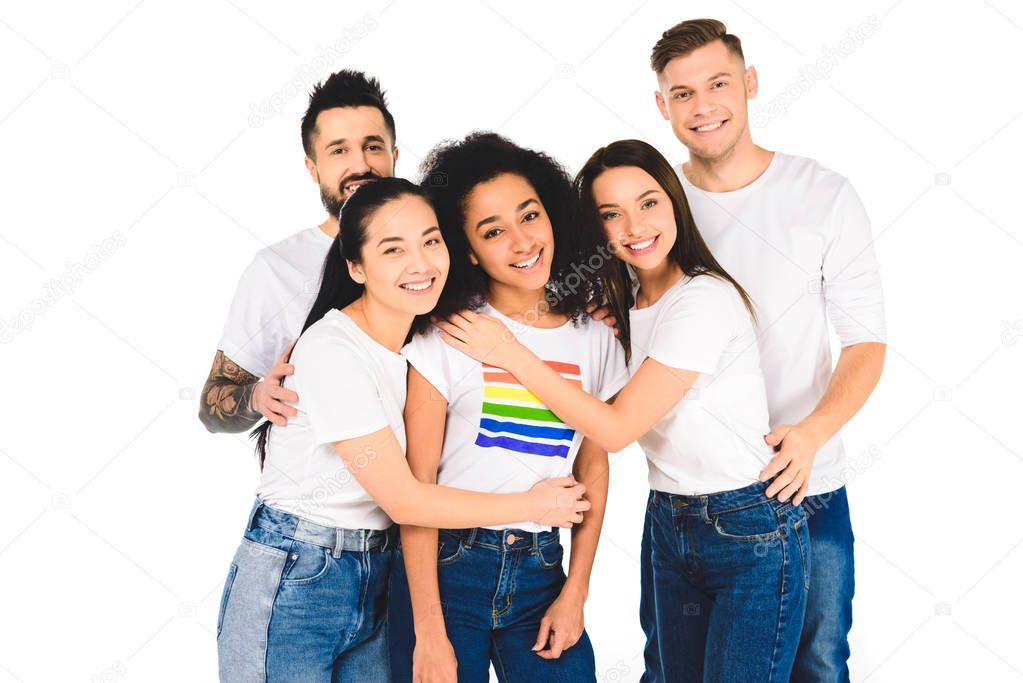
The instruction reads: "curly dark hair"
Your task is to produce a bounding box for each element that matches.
[416,132,601,330]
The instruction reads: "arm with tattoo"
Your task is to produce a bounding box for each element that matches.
[198,350,262,433]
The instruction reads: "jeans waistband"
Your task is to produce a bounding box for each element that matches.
[246,498,397,554]
[441,527,560,552]
[651,479,782,516]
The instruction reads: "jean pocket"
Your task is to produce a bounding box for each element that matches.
[791,517,811,590]
[711,501,781,542]
[437,531,464,566]
[216,563,238,638]
[280,539,332,585]
[536,541,564,569]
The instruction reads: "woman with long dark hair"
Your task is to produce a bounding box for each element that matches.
[216,177,590,682]
[393,133,628,682]
[434,141,811,682]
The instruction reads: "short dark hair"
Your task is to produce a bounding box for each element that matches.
[650,18,744,74]
[300,69,396,158]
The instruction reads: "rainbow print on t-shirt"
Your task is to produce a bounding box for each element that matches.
[475,361,580,458]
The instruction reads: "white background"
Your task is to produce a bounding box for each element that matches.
[1,1,1021,681]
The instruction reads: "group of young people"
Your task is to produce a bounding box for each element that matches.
[200,18,886,683]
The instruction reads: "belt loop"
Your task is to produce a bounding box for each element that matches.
[246,498,264,531]
[361,529,369,553]
[465,528,477,549]
[531,532,540,554]
[332,528,343,558]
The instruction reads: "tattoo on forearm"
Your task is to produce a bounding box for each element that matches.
[198,350,263,433]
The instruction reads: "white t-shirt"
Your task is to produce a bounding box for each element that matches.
[256,309,406,530]
[629,273,774,496]
[404,304,629,532]
[677,152,886,495]
[218,226,334,377]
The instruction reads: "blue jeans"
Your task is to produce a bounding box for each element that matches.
[791,487,855,683]
[217,499,397,682]
[390,527,596,682]
[639,482,810,683]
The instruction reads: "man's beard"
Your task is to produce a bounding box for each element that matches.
[319,172,379,218]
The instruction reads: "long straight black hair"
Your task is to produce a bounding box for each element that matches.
[575,139,756,363]
[251,177,432,469]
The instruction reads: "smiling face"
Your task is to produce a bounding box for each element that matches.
[654,39,758,163]
[347,194,448,316]
[304,106,398,217]
[461,173,555,294]
[592,165,677,271]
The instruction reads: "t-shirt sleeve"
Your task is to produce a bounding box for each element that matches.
[822,180,887,346]
[217,254,292,378]
[403,327,453,401]
[644,278,735,375]
[292,334,390,445]
[592,323,629,401]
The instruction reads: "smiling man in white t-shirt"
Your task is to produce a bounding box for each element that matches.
[645,19,886,682]
[198,70,399,434]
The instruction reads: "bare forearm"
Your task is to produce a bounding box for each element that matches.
[400,525,448,636]
[802,342,886,440]
[393,481,536,529]
[198,350,262,433]
[563,444,608,598]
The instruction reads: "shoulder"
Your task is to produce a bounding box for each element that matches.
[774,152,853,200]
[292,313,361,363]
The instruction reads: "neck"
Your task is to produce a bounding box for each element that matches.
[486,281,562,328]
[634,258,684,307]
[319,215,340,239]
[342,294,412,353]
[682,128,773,193]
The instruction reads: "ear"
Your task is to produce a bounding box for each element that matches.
[392,146,399,169]
[468,250,479,266]
[304,156,319,184]
[654,89,670,121]
[347,259,366,284]
[745,65,759,100]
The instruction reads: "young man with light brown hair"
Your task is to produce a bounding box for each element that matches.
[642,18,886,682]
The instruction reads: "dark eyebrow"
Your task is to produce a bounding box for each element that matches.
[597,189,659,210]
[475,198,539,230]
[668,72,733,92]
[323,134,387,150]
[377,226,441,247]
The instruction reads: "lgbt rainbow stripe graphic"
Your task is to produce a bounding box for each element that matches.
[474,361,581,458]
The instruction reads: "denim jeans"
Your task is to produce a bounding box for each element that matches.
[217,499,397,682]
[639,481,810,683]
[389,527,596,682]
[790,486,855,683]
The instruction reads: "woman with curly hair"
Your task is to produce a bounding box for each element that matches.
[392,132,627,682]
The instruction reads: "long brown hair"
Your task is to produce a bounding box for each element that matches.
[574,139,756,362]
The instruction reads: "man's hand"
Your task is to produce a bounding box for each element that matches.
[759,421,828,505]
[250,340,299,426]
[586,303,619,337]
[412,631,458,683]
[533,586,586,659]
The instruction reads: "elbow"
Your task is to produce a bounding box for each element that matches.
[384,501,414,526]
[598,430,630,454]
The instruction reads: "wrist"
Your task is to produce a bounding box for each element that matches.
[797,416,832,448]
[559,578,589,603]
[413,617,449,641]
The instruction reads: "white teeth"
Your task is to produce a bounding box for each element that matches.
[694,121,724,132]
[512,252,541,268]
[400,279,432,291]
[626,237,656,250]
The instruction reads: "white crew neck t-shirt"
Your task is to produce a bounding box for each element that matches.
[677,152,886,495]
[629,273,774,496]
[256,309,407,530]
[218,226,335,377]
[404,304,629,533]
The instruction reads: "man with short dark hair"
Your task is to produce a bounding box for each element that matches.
[198,70,399,433]
[645,18,887,682]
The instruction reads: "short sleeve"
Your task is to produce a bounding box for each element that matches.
[592,323,629,401]
[217,254,291,378]
[292,334,389,445]
[822,180,887,346]
[645,277,735,375]
[403,327,452,401]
